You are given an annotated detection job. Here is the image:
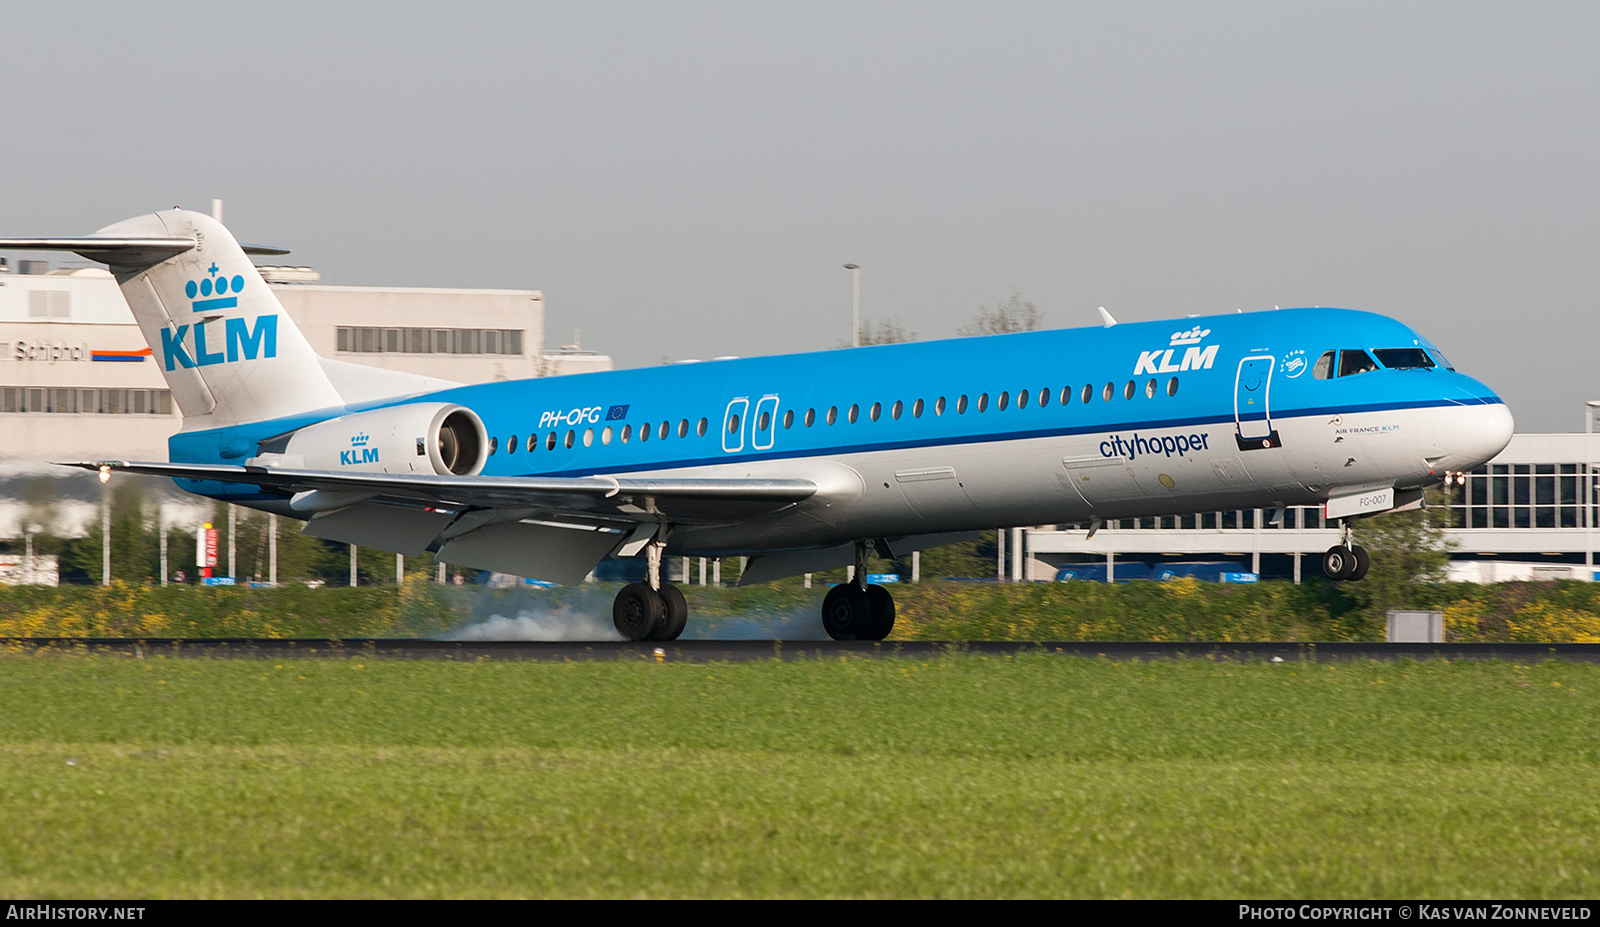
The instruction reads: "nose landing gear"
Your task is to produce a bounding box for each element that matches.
[1322,520,1370,581]
[821,540,896,641]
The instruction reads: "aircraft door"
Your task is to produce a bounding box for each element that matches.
[751,395,779,450]
[1233,355,1280,450]
[722,398,749,453]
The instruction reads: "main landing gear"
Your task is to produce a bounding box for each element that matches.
[821,541,896,641]
[612,538,688,641]
[1322,520,1370,582]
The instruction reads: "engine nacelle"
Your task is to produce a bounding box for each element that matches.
[260,402,487,476]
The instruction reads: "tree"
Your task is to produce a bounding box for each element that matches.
[837,316,918,348]
[958,290,1043,337]
[857,316,917,346]
[1344,486,1455,622]
[61,478,160,584]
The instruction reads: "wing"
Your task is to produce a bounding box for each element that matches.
[67,460,816,584]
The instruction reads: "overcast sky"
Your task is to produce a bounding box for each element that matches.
[3,1,1595,431]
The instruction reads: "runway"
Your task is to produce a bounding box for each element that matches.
[5,637,1600,663]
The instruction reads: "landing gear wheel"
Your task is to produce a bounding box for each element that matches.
[652,583,688,641]
[1322,545,1356,581]
[864,584,896,641]
[1348,545,1370,581]
[821,583,873,640]
[613,582,664,641]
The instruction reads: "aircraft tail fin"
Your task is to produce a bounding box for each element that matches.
[0,209,344,429]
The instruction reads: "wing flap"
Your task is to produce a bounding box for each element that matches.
[301,503,457,558]
[436,520,624,586]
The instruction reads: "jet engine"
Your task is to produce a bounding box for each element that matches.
[261,402,487,476]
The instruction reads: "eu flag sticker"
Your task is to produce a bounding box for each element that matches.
[606,404,630,421]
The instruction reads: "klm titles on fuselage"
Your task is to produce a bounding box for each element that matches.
[160,266,278,371]
[1133,326,1219,376]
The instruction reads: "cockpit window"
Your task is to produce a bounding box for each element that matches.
[1429,349,1455,371]
[1374,348,1436,370]
[1312,351,1335,380]
[1338,349,1378,377]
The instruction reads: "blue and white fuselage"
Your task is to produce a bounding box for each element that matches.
[175,305,1511,554]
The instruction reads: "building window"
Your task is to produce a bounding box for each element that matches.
[0,386,174,415]
[336,327,527,356]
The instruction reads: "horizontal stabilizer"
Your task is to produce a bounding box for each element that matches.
[0,236,288,266]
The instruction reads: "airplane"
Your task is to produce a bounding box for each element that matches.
[1,209,1515,640]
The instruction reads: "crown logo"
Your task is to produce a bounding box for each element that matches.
[1169,326,1211,346]
[185,263,244,312]
[351,433,370,447]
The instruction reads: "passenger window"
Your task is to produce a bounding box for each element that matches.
[640,423,650,443]
[1017,390,1028,409]
[528,434,537,452]
[565,430,576,449]
[827,406,838,425]
[935,397,945,416]
[957,395,968,414]
[1338,350,1378,377]
[869,402,881,422]
[1145,378,1156,399]
[583,429,594,447]
[547,431,557,450]
[488,436,498,455]
[912,399,923,418]
[1374,348,1435,370]
[698,418,708,436]
[1060,386,1072,405]
[848,404,860,423]
[1082,384,1093,404]
[977,393,989,412]
[728,414,740,434]
[892,400,903,420]
[1313,351,1335,380]
[805,408,816,427]
[678,419,689,438]
[1102,382,1114,402]
[601,427,612,445]
[621,424,632,443]
[1038,388,1050,408]
[1123,380,1135,400]
[1167,377,1179,397]
[997,392,1009,411]
[508,435,518,454]
[781,410,793,429]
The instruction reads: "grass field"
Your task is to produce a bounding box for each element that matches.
[2,653,1598,898]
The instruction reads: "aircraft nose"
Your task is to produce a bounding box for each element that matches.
[1439,401,1514,470]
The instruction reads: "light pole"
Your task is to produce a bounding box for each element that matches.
[24,523,41,584]
[843,264,860,347]
[1587,400,1600,579]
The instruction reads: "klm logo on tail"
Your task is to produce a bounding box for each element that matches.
[341,432,379,466]
[161,263,278,371]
